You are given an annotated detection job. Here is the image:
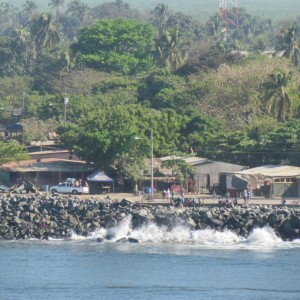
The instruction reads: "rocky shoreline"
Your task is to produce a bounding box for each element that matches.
[1,194,300,241]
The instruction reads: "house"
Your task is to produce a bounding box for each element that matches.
[0,158,95,189]
[156,156,246,194]
[29,150,79,161]
[222,165,300,198]
[0,123,23,140]
[27,131,61,152]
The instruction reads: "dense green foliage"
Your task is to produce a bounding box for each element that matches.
[2,0,300,186]
[71,19,156,74]
[0,141,30,165]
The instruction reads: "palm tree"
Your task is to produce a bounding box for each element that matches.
[262,69,292,122]
[32,13,60,50]
[276,23,300,66]
[150,4,170,31]
[48,0,64,21]
[66,0,88,21]
[0,2,17,30]
[205,14,226,43]
[22,0,38,19]
[13,26,32,63]
[155,29,189,71]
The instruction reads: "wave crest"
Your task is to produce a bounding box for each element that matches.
[69,216,300,249]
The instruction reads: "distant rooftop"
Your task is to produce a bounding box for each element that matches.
[1,158,93,173]
[234,165,300,177]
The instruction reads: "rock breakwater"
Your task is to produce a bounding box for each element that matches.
[1,194,300,241]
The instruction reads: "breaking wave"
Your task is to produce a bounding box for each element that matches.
[69,216,300,250]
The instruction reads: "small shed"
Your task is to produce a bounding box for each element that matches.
[225,165,300,198]
[5,122,23,138]
[159,156,246,194]
[86,171,114,194]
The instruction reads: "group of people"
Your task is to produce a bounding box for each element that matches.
[218,196,238,207]
[67,178,88,187]
[162,188,186,207]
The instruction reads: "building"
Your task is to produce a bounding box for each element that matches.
[0,158,95,189]
[29,150,79,161]
[223,165,300,198]
[158,156,246,194]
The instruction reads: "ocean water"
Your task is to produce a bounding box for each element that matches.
[1,217,300,300]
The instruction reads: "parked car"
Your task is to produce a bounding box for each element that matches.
[50,182,89,195]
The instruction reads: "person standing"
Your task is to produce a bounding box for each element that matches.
[243,189,248,205]
[166,188,170,201]
[178,194,184,208]
[162,190,166,201]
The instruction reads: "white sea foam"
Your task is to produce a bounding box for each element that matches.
[246,227,282,245]
[69,216,300,250]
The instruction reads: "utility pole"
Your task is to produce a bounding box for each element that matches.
[22,92,25,116]
[134,130,154,199]
[150,129,154,200]
[64,97,68,124]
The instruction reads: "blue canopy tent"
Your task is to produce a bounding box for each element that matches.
[86,171,114,194]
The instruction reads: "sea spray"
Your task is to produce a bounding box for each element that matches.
[245,227,283,247]
[1,194,300,241]
[70,221,300,251]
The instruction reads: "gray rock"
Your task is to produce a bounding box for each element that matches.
[186,217,197,228]
[210,218,224,228]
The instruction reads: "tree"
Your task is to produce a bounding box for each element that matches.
[0,37,21,76]
[0,140,29,165]
[71,19,156,74]
[60,15,81,42]
[276,23,300,67]
[262,69,292,122]
[66,0,89,21]
[22,118,58,150]
[0,2,17,33]
[196,57,293,128]
[138,69,185,109]
[57,103,183,174]
[13,26,32,64]
[32,13,60,51]
[162,158,195,191]
[48,0,64,21]
[150,4,170,31]
[22,0,38,20]
[59,115,140,180]
[155,29,189,71]
[91,0,140,21]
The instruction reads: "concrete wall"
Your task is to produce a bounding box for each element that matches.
[272,182,298,198]
[193,161,245,193]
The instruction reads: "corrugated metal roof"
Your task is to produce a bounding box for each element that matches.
[234,165,300,177]
[159,156,209,165]
[29,150,70,155]
[1,158,93,173]
[182,157,210,164]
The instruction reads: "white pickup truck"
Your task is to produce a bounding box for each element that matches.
[50,182,89,195]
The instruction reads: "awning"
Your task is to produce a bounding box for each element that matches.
[232,175,248,190]
[6,123,23,132]
[86,170,114,193]
[86,171,113,182]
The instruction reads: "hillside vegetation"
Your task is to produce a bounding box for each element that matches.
[1,0,300,188]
